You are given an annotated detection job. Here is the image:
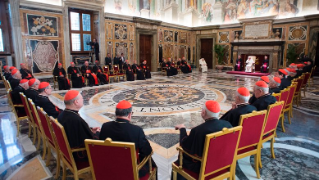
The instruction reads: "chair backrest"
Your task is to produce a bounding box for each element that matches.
[27,98,42,131]
[7,89,14,107]
[279,88,290,107]
[294,75,304,93]
[37,107,54,145]
[50,117,75,167]
[272,92,281,101]
[103,65,109,73]
[263,101,284,135]
[113,65,119,72]
[302,72,310,86]
[19,93,33,123]
[6,80,12,90]
[85,138,139,180]
[238,110,267,150]
[199,127,242,179]
[286,83,297,107]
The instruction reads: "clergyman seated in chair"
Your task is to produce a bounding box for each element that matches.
[174,100,232,180]
[199,58,208,72]
[245,56,255,73]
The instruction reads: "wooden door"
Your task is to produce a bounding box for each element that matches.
[139,35,152,69]
[201,39,213,69]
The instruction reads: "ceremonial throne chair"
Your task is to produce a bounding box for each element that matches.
[172,127,243,180]
[85,138,157,180]
[114,65,125,81]
[104,65,117,83]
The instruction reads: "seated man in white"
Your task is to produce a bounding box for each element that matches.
[199,58,208,72]
[245,56,255,73]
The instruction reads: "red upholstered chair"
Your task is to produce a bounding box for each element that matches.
[283,83,297,124]
[258,101,284,168]
[85,138,157,180]
[19,93,35,141]
[27,98,46,158]
[5,79,11,91]
[114,65,125,81]
[301,72,310,97]
[278,88,290,132]
[7,89,28,137]
[37,107,61,178]
[293,75,304,107]
[50,117,90,180]
[234,110,267,179]
[104,65,117,83]
[172,127,243,180]
[272,92,281,102]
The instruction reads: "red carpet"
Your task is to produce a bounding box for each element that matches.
[226,71,270,77]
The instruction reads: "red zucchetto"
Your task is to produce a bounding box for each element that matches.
[11,69,18,75]
[273,77,281,84]
[205,100,220,113]
[260,76,269,83]
[38,82,50,89]
[278,69,288,75]
[64,90,80,101]
[116,100,132,109]
[28,78,36,86]
[237,87,250,97]
[255,81,268,88]
[20,79,28,84]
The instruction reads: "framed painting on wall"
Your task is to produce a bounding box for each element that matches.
[26,14,58,37]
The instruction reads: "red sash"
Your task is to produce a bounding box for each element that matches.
[59,72,62,76]
[73,70,77,73]
[86,70,91,74]
[81,76,85,83]
[166,64,168,67]
[26,74,32,78]
[188,65,191,71]
[91,73,98,85]
[67,79,70,86]
[143,66,146,69]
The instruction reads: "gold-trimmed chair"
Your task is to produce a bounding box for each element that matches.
[114,65,125,81]
[272,92,281,102]
[283,82,297,124]
[19,93,36,141]
[85,138,157,180]
[301,72,311,97]
[233,110,267,179]
[258,101,284,168]
[7,89,28,137]
[104,65,117,83]
[293,75,304,107]
[50,117,91,180]
[278,88,290,132]
[172,127,243,180]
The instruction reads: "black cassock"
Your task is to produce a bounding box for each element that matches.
[99,118,156,178]
[11,85,25,104]
[234,58,243,71]
[296,70,303,78]
[93,65,108,84]
[81,65,98,86]
[3,72,12,81]
[25,88,39,103]
[124,64,134,81]
[176,118,232,178]
[34,94,61,119]
[58,109,96,162]
[260,59,269,73]
[140,64,151,79]
[67,66,83,88]
[9,78,20,90]
[170,62,178,75]
[91,42,99,60]
[20,68,34,80]
[136,68,145,80]
[221,103,257,127]
[269,87,281,94]
[132,63,138,73]
[251,94,276,111]
[53,68,70,90]
[279,77,292,90]
[303,65,313,73]
[113,57,121,65]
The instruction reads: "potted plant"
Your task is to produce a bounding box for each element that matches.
[214,44,225,72]
[286,44,299,64]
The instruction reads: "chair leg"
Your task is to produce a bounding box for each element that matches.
[16,119,20,137]
[173,170,177,180]
[281,115,286,132]
[28,122,32,137]
[62,162,66,180]
[258,147,262,168]
[55,152,61,179]
[42,140,47,160]
[36,130,41,150]
[287,111,291,124]
[254,154,260,179]
[271,137,276,159]
[46,146,51,166]
[74,173,79,180]
[32,127,37,145]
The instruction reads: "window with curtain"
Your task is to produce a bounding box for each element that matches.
[69,9,94,53]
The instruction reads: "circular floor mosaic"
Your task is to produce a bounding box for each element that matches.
[92,84,226,116]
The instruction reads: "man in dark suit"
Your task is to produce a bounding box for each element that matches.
[99,100,156,178]
[174,100,232,178]
[275,69,290,90]
[20,63,34,80]
[221,87,257,127]
[113,53,121,66]
[11,79,29,104]
[119,53,125,70]
[9,69,22,90]
[90,38,99,61]
[251,81,276,111]
[269,76,281,94]
[105,53,113,69]
[34,82,61,119]
[25,78,40,102]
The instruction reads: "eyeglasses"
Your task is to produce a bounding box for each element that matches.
[131,112,134,115]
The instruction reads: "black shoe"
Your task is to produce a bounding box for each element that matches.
[101,82,104,85]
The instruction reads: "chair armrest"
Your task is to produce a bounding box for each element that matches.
[71,148,86,152]
[137,151,153,170]
[14,104,24,108]
[176,147,202,162]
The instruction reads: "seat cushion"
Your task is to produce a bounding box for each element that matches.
[75,159,90,170]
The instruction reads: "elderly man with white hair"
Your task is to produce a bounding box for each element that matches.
[174,100,232,178]
[250,81,276,111]
[25,78,40,102]
[11,79,29,104]
[9,68,22,90]
[221,87,257,127]
[269,76,281,94]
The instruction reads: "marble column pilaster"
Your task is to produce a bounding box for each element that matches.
[9,0,23,68]
[62,4,71,66]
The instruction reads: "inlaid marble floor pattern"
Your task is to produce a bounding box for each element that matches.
[1,70,319,180]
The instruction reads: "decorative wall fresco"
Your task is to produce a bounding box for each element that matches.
[114,24,127,40]
[218,31,229,43]
[164,30,173,42]
[288,26,307,41]
[27,14,58,36]
[115,42,128,56]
